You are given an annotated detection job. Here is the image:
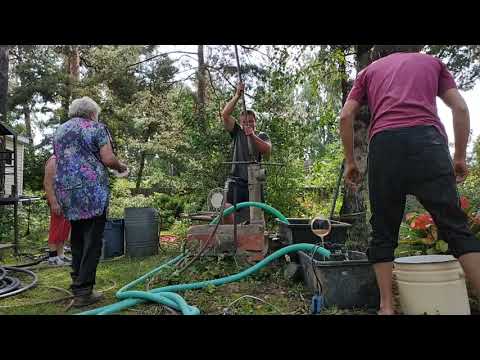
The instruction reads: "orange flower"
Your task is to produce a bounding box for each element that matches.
[410,213,434,230]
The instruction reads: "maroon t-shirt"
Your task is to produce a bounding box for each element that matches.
[347,52,457,141]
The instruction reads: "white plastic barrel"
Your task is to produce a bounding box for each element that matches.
[393,255,471,315]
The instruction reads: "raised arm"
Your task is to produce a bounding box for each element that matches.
[221,83,244,132]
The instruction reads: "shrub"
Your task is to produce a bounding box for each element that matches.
[402,196,479,255]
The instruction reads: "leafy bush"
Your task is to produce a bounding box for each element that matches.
[0,191,50,254]
[169,219,192,241]
[108,178,184,230]
[401,196,480,255]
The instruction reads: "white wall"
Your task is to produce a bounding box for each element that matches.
[4,137,24,196]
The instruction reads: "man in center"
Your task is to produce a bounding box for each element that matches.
[221,83,272,223]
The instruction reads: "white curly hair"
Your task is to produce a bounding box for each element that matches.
[68,96,101,120]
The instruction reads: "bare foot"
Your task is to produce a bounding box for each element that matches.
[377,308,395,315]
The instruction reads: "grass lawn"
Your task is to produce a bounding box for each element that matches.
[0,238,377,315]
[2,237,477,315]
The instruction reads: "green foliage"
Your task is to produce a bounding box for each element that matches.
[427,45,480,91]
[108,179,184,229]
[169,219,192,241]
[400,194,480,257]
[0,191,50,254]
[9,45,480,250]
[308,141,343,191]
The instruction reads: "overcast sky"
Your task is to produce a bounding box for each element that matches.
[437,82,480,154]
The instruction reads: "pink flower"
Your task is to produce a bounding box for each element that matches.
[80,120,92,129]
[87,171,97,181]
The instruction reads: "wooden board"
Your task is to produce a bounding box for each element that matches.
[0,243,14,250]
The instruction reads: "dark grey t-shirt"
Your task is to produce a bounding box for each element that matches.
[229,122,270,182]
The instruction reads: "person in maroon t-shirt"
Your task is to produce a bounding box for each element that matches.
[339,45,480,315]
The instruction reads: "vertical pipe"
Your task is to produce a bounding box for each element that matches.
[13,135,18,255]
[234,45,254,160]
[330,160,345,220]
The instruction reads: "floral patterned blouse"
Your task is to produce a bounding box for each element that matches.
[53,117,110,221]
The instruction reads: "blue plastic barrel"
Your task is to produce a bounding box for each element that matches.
[101,219,125,260]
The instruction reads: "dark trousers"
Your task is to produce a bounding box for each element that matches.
[70,211,106,296]
[226,178,250,223]
[367,125,480,264]
[225,177,266,223]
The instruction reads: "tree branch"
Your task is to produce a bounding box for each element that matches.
[206,65,255,99]
[79,55,100,71]
[163,72,197,91]
[239,45,271,59]
[205,66,227,118]
[126,51,198,68]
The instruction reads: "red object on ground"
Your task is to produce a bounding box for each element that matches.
[160,235,177,243]
[48,210,71,245]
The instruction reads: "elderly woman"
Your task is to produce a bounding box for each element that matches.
[54,96,127,308]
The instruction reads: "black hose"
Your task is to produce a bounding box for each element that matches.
[0,276,21,295]
[0,266,38,299]
[13,255,49,268]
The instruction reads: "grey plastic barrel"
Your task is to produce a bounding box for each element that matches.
[124,207,159,258]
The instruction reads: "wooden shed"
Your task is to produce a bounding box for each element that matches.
[0,121,39,255]
[1,128,29,196]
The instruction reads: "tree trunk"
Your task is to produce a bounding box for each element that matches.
[135,150,146,191]
[61,46,80,120]
[0,46,8,196]
[24,106,33,141]
[196,45,207,125]
[340,45,373,250]
[0,46,7,124]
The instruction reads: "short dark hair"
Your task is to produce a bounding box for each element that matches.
[240,110,256,119]
[370,45,424,61]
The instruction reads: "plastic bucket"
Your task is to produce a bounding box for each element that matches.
[393,255,471,315]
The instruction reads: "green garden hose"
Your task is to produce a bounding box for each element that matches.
[209,201,290,225]
[78,243,330,315]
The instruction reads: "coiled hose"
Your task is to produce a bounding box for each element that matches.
[0,266,38,299]
[78,243,330,315]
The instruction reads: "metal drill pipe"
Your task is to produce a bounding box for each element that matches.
[234,45,254,160]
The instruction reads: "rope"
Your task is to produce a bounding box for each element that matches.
[0,286,73,309]
[0,278,116,309]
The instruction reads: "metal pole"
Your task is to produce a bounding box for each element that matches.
[234,45,254,160]
[233,179,237,254]
[329,159,345,220]
[13,135,18,255]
